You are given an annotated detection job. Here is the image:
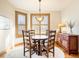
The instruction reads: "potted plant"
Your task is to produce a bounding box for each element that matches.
[67,21,75,34]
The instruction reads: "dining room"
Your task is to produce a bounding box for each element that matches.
[0,0,79,58]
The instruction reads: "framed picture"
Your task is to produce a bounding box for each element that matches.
[0,16,10,30]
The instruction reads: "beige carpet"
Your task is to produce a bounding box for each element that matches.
[5,46,64,58]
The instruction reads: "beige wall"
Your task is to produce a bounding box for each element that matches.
[50,11,61,30]
[61,0,79,34]
[0,0,15,52]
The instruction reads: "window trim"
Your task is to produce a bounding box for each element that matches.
[30,13,50,34]
[15,11,27,38]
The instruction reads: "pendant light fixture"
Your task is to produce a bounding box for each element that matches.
[35,0,44,22]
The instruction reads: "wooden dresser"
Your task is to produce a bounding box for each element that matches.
[57,33,78,54]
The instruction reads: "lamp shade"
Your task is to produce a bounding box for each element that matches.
[35,16,44,22]
[58,23,65,28]
[35,0,44,22]
[58,23,66,33]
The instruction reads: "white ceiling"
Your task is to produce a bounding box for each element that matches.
[8,0,73,11]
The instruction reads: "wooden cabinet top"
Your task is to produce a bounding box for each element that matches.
[59,33,79,36]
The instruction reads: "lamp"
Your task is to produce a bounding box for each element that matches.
[35,0,44,22]
[58,23,66,33]
[35,0,44,35]
[35,16,44,22]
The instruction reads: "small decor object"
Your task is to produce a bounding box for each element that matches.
[67,20,75,34]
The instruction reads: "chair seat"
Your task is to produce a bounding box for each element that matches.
[25,43,37,49]
[43,45,54,50]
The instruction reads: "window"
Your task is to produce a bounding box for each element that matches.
[30,14,50,34]
[15,11,27,37]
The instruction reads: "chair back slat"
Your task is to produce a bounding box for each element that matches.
[22,30,31,48]
[48,30,56,50]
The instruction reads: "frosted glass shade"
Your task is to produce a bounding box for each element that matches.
[35,16,44,22]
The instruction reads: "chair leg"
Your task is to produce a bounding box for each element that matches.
[47,50,49,58]
[35,44,38,54]
[47,53,48,57]
[24,51,25,56]
[30,54,31,58]
[24,48,25,56]
[53,48,54,57]
[30,49,31,58]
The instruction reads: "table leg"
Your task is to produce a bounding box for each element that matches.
[42,40,45,46]
[33,40,37,53]
[38,40,42,55]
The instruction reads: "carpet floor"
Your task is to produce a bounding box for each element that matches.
[5,45,64,58]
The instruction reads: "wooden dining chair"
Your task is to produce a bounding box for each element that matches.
[42,30,56,57]
[42,30,49,46]
[29,30,37,46]
[22,30,36,58]
[29,30,38,53]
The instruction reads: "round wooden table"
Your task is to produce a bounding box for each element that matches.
[32,35,48,55]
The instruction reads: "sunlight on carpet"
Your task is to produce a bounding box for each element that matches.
[5,46,64,58]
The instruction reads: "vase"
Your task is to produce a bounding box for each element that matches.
[70,28,73,34]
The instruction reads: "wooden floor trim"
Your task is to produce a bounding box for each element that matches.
[15,42,23,47]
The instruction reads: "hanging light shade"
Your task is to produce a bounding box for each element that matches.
[35,16,44,22]
[35,0,44,22]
